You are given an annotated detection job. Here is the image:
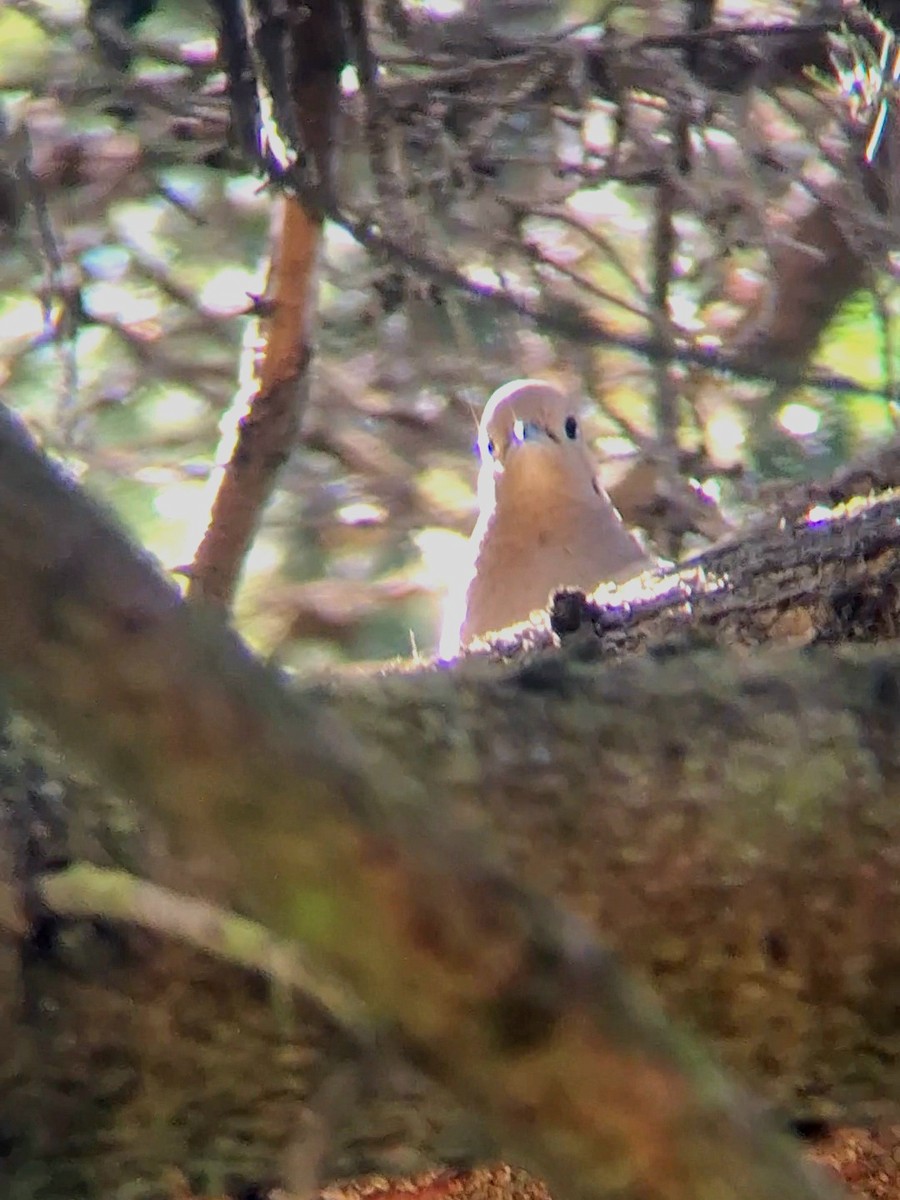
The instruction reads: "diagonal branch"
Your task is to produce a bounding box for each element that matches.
[187,2,344,608]
[186,195,321,606]
[323,196,897,401]
[0,398,848,1200]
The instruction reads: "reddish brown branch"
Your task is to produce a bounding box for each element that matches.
[187,195,322,607]
[188,6,344,609]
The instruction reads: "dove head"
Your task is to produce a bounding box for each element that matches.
[439,377,649,657]
[477,379,596,504]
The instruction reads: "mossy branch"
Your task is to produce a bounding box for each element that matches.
[0,399,862,1200]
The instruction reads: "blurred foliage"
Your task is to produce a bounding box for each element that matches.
[0,0,898,666]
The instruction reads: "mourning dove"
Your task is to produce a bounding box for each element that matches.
[439,379,652,657]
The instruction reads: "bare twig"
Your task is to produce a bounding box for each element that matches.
[323,194,895,400]
[31,863,372,1040]
[11,120,81,431]
[650,149,681,457]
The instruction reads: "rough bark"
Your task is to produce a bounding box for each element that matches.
[4,403,900,1200]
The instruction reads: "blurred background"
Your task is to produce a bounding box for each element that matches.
[0,0,897,667]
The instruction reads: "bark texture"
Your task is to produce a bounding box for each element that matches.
[3,405,899,1199]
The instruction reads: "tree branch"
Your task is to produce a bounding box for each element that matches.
[0,399,851,1200]
[187,1,344,607]
[185,196,320,607]
[26,863,371,1040]
[320,196,898,402]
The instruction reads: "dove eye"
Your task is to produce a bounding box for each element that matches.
[564,416,578,440]
[486,438,496,458]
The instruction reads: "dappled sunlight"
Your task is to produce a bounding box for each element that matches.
[0,0,896,669]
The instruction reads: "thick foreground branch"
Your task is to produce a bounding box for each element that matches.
[0,410,862,1200]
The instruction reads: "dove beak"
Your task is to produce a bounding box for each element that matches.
[511,419,556,446]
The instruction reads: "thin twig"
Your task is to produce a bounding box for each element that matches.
[321,193,895,400]
[14,122,81,433]
[32,863,372,1039]
[516,203,648,300]
[650,155,681,457]
[517,235,652,325]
